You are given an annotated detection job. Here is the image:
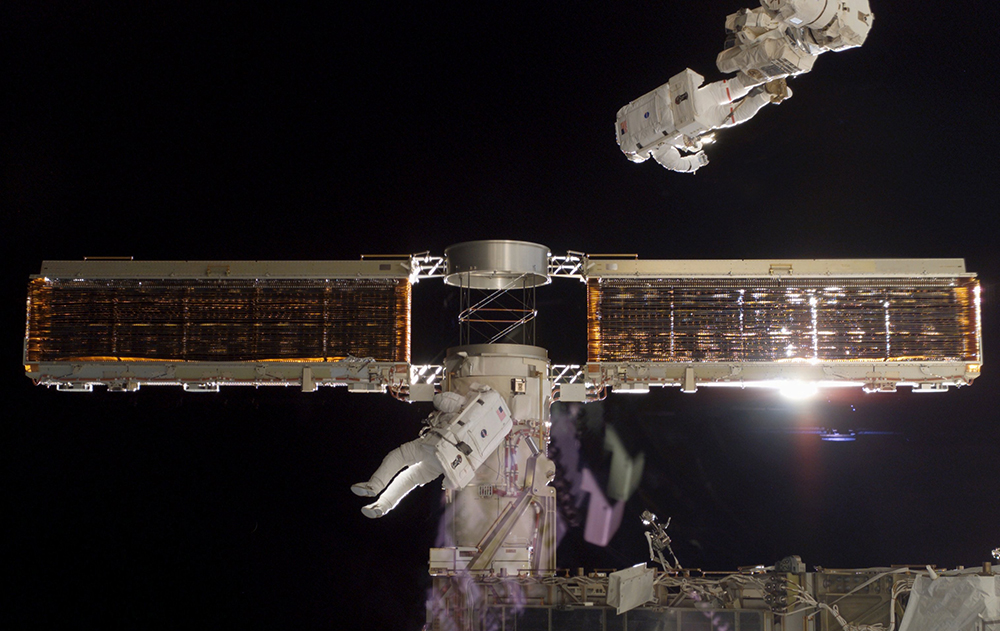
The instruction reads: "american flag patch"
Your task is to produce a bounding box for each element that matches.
[497,406,506,421]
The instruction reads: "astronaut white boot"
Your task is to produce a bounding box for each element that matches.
[361,502,386,519]
[351,482,380,497]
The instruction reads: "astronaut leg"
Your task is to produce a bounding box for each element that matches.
[351,438,426,497]
[699,71,764,106]
[362,460,444,518]
[708,89,772,129]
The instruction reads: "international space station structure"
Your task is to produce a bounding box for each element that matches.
[24,241,988,629]
[616,0,874,172]
[22,4,994,630]
[26,247,981,396]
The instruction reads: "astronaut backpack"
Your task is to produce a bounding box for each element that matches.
[433,389,513,490]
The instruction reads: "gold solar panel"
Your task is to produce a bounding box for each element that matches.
[26,277,411,363]
[588,277,979,363]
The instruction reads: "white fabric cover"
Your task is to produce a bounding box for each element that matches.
[651,145,706,173]
[898,575,1000,631]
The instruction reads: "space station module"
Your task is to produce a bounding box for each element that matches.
[717,0,873,80]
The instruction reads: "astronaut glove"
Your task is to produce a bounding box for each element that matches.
[685,151,709,172]
[676,151,708,173]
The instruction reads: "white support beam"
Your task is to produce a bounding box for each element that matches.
[584,360,981,394]
[583,258,971,280]
[37,258,411,280]
[25,360,412,393]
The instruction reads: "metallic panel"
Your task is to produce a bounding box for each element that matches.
[37,259,411,279]
[584,258,969,279]
[444,240,551,289]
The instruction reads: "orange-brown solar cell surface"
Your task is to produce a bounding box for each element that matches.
[588,278,979,363]
[26,277,410,363]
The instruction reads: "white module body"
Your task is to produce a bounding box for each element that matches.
[430,344,557,575]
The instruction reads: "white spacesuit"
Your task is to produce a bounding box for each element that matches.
[615,69,789,174]
[718,0,873,80]
[351,386,513,518]
[616,0,870,174]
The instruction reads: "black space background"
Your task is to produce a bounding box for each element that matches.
[5,2,1000,629]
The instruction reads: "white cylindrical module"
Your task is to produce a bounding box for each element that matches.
[444,240,551,290]
[439,344,556,575]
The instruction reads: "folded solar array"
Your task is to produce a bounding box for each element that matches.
[26,277,410,363]
[588,278,979,363]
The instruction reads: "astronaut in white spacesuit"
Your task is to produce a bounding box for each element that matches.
[718,0,873,79]
[351,385,513,518]
[616,70,790,174]
[616,0,870,174]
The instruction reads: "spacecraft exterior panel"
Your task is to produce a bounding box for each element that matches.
[583,258,981,393]
[24,259,413,391]
[587,276,980,364]
[24,256,981,394]
[26,276,411,363]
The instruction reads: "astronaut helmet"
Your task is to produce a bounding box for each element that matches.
[433,391,465,413]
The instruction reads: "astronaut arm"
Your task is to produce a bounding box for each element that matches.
[651,145,708,174]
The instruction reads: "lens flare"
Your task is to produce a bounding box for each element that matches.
[779,381,818,400]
